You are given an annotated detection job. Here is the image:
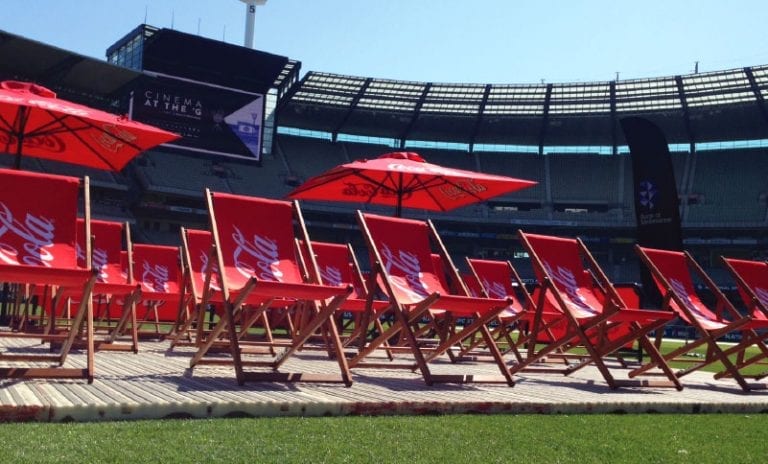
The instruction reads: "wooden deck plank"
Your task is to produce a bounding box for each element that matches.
[1,339,768,422]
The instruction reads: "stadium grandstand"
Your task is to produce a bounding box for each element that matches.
[1,25,767,289]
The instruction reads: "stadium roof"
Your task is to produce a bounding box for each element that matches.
[277,66,768,148]
[0,29,140,110]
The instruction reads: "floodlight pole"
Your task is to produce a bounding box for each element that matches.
[240,0,268,49]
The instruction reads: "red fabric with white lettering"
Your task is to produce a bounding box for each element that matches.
[132,243,182,321]
[363,213,446,305]
[362,213,514,317]
[0,168,85,285]
[312,242,356,291]
[184,228,221,298]
[638,247,725,330]
[523,233,602,319]
[723,257,768,321]
[462,272,483,298]
[211,193,304,291]
[78,219,127,285]
[133,244,182,296]
[466,258,525,314]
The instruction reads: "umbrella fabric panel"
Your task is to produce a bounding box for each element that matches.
[0,80,179,171]
[288,151,537,213]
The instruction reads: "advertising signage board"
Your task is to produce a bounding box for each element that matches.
[131,77,263,160]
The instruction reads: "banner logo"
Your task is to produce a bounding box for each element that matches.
[224,97,263,159]
[638,180,657,211]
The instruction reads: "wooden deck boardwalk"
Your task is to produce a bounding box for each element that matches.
[1,338,767,422]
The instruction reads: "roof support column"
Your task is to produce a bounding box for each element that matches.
[468,84,491,153]
[609,80,618,155]
[331,77,372,142]
[538,84,553,156]
[399,83,431,149]
[744,67,768,131]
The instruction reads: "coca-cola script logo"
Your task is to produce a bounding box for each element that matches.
[232,226,284,282]
[342,182,406,200]
[541,261,594,311]
[0,132,66,154]
[320,265,344,287]
[90,123,138,153]
[437,180,487,201]
[481,278,508,300]
[0,202,57,267]
[76,243,109,282]
[668,277,711,321]
[141,260,170,293]
[755,287,768,309]
[386,162,456,176]
[198,250,221,291]
[379,244,431,301]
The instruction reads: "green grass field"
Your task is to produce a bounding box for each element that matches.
[0,414,766,463]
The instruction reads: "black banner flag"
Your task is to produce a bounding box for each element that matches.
[620,116,684,305]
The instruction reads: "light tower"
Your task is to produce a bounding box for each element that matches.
[239,0,268,49]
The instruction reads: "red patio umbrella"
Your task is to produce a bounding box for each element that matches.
[0,80,179,170]
[287,151,537,216]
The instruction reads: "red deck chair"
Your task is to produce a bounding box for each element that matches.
[464,257,548,361]
[189,191,354,386]
[173,227,276,351]
[635,246,768,391]
[0,168,98,382]
[70,219,142,352]
[721,257,768,377]
[351,211,515,386]
[126,244,184,339]
[516,231,682,390]
[169,227,221,348]
[310,241,393,351]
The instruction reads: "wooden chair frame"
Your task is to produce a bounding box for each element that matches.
[349,211,515,386]
[189,190,354,386]
[635,247,768,391]
[0,170,98,382]
[513,231,682,390]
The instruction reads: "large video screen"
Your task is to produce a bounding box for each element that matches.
[131,77,263,160]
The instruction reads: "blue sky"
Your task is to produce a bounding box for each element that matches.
[2,0,767,84]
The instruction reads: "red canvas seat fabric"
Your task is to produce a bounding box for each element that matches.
[130,244,184,338]
[70,219,141,352]
[183,228,222,303]
[463,258,546,361]
[350,211,515,386]
[189,191,354,386]
[0,168,98,382]
[169,228,220,348]
[77,220,135,295]
[310,240,393,351]
[636,246,768,391]
[722,257,768,322]
[514,231,681,390]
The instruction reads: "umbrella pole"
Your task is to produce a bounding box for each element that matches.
[13,107,27,170]
[395,172,404,217]
[13,133,23,170]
